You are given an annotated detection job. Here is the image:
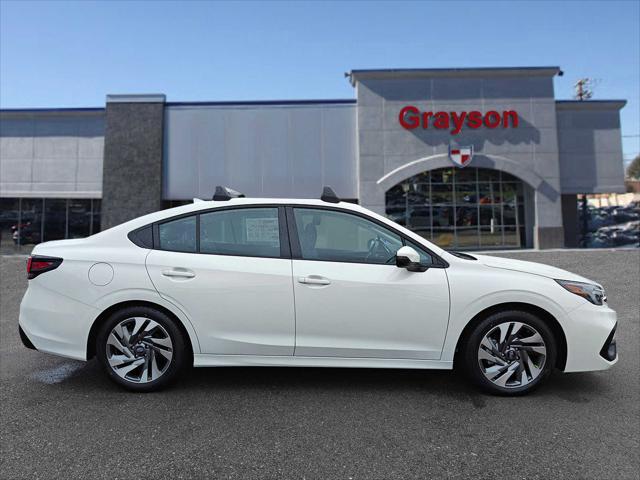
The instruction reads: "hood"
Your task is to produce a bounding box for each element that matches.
[471,254,598,285]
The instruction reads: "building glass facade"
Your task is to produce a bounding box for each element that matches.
[0,198,101,252]
[385,167,525,249]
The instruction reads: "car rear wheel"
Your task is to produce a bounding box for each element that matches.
[462,310,557,396]
[96,306,187,392]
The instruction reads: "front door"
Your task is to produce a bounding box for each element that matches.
[289,207,450,360]
[145,206,295,356]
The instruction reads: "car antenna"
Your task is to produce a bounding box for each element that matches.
[321,186,340,203]
[213,186,245,201]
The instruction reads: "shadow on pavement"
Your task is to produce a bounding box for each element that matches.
[36,356,612,407]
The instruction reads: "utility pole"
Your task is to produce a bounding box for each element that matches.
[581,194,589,247]
[574,78,594,101]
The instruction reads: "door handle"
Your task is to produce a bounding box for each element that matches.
[162,269,196,278]
[298,276,331,286]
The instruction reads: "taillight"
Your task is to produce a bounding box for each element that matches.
[26,256,63,279]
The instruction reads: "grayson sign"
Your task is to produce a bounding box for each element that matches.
[398,106,519,134]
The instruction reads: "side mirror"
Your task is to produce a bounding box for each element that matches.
[395,246,428,272]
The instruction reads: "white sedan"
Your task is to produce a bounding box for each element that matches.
[19,187,618,395]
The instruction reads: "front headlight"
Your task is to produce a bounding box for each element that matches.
[556,279,606,305]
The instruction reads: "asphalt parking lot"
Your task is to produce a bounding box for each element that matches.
[1,250,638,479]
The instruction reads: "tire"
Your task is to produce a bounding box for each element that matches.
[96,306,188,392]
[462,310,557,396]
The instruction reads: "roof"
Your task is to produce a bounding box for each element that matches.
[106,94,166,103]
[166,99,356,107]
[0,99,356,115]
[0,107,104,115]
[347,66,562,85]
[555,100,627,111]
[101,196,449,257]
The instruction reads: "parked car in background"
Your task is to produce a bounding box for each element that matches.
[588,220,640,248]
[11,222,42,245]
[580,202,640,248]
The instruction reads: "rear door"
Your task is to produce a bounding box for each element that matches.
[145,206,295,355]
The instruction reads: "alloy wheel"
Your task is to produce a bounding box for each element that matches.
[478,321,547,389]
[106,317,173,384]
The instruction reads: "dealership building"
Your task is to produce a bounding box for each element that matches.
[0,66,627,250]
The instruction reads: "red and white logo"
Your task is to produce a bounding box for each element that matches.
[449,145,474,168]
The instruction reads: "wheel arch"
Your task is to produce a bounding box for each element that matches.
[87,300,195,364]
[453,302,568,371]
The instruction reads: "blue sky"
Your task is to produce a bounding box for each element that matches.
[1,0,638,163]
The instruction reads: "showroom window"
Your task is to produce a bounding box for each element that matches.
[293,208,403,264]
[200,207,281,258]
[0,198,102,251]
[68,199,93,238]
[385,168,525,249]
[43,199,67,242]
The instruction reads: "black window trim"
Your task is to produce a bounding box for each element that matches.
[143,205,290,259]
[128,224,154,249]
[129,203,448,267]
[285,205,449,268]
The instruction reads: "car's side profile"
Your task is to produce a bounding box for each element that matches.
[19,187,618,395]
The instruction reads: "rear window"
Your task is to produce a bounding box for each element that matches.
[158,216,196,253]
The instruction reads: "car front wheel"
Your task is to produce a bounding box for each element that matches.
[96,306,187,392]
[463,310,557,396]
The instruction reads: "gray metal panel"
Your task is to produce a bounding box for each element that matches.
[556,106,625,194]
[0,112,104,198]
[163,104,357,200]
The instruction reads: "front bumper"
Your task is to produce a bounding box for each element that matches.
[599,322,617,362]
[563,302,618,372]
[19,325,37,350]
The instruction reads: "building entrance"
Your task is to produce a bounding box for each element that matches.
[385,167,526,249]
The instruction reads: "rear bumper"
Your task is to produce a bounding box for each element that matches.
[19,282,98,361]
[563,303,618,372]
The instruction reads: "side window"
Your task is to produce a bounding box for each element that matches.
[293,208,403,264]
[200,208,280,258]
[158,216,196,253]
[406,240,434,266]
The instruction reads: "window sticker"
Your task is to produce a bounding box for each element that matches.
[245,218,279,243]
